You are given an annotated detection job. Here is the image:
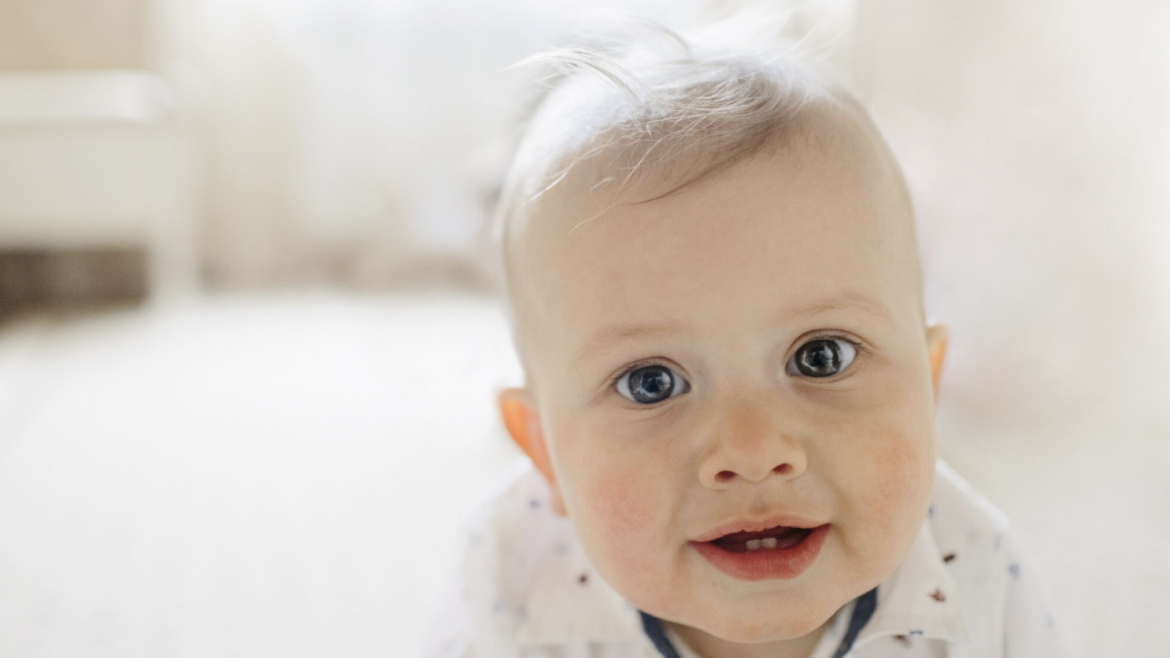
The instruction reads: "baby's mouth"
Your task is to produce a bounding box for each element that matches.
[691,523,831,580]
[709,526,815,553]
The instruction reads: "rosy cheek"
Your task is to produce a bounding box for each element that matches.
[843,426,935,581]
[573,467,674,596]
[871,433,933,514]
[583,468,659,537]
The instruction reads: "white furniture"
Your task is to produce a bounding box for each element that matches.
[0,70,197,297]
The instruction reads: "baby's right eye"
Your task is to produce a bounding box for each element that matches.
[615,364,690,405]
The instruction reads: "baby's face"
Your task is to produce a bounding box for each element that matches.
[506,119,943,645]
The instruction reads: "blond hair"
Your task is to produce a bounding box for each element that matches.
[499,15,865,243]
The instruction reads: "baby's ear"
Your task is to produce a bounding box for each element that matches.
[498,388,567,516]
[925,324,949,402]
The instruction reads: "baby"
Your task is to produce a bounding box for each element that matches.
[424,21,1065,658]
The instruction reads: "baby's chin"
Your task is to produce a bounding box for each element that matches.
[662,592,839,645]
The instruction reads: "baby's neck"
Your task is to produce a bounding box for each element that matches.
[667,619,828,658]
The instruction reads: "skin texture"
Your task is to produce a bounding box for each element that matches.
[499,108,949,658]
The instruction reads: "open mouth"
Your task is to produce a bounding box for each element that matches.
[709,526,816,553]
[691,524,830,581]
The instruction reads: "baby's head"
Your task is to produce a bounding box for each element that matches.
[495,23,949,653]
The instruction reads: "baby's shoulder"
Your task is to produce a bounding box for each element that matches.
[926,462,1065,656]
[444,461,642,655]
[457,461,576,605]
[930,460,1011,539]
[460,459,559,540]
[928,460,1019,583]
[425,462,572,657]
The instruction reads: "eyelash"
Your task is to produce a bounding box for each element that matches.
[609,358,672,391]
[797,333,865,354]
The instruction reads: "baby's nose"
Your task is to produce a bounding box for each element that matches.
[697,398,807,489]
[712,462,797,485]
[701,456,804,489]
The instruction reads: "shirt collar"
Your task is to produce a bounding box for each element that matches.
[510,485,969,650]
[852,516,972,648]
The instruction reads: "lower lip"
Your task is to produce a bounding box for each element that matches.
[690,525,830,581]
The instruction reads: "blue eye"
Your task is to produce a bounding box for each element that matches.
[786,339,857,378]
[616,364,689,404]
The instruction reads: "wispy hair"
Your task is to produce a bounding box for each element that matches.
[496,11,856,243]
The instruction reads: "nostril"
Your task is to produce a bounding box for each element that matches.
[715,470,735,483]
[773,463,792,475]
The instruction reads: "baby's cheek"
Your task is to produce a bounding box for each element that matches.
[574,467,672,594]
[852,426,935,564]
[830,427,933,592]
[872,432,933,511]
[583,467,659,538]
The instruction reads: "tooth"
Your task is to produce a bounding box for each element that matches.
[746,539,761,551]
[761,537,778,549]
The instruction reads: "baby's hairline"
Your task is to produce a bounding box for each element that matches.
[498,82,910,279]
[493,21,925,386]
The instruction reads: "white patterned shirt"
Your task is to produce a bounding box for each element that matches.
[421,460,1065,658]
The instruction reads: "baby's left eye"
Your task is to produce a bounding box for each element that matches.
[786,338,857,378]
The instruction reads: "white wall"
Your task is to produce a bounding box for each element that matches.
[852,0,1170,434]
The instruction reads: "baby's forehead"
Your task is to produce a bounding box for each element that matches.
[504,110,922,352]
[514,100,909,260]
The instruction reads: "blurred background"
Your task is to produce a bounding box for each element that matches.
[0,0,1167,656]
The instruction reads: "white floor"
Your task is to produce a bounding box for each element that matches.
[0,292,1164,657]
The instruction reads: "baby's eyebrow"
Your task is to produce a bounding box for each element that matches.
[573,321,683,364]
[574,294,893,364]
[780,293,894,322]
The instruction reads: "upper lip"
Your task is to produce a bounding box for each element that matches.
[691,514,828,543]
